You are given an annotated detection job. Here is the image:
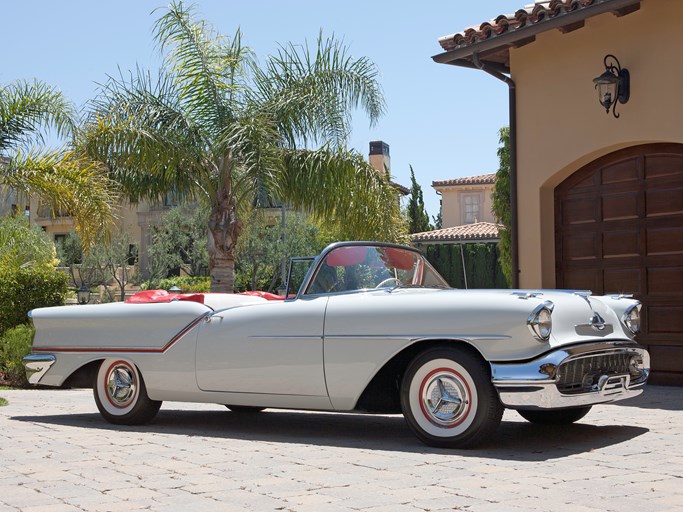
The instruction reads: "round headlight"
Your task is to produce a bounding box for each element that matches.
[623,303,641,334]
[527,301,554,342]
[537,308,552,339]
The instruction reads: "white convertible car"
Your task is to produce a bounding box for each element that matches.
[24,241,649,448]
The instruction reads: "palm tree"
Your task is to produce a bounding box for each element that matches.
[82,1,405,292]
[0,79,116,249]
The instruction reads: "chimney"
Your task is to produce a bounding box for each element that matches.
[369,140,390,177]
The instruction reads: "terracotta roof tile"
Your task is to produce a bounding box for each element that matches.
[435,0,641,68]
[432,173,496,188]
[411,222,503,243]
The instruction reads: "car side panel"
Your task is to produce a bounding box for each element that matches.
[195,297,330,397]
[322,290,539,410]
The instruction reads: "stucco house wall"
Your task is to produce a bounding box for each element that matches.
[436,182,496,228]
[511,0,682,287]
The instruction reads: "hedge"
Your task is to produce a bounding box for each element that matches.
[0,325,35,386]
[422,243,509,289]
[0,266,69,335]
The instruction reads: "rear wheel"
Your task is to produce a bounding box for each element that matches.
[224,405,266,413]
[93,358,161,425]
[517,406,592,425]
[400,347,503,449]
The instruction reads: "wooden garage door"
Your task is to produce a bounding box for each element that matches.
[555,144,683,385]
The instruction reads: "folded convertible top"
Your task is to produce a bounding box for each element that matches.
[125,289,285,304]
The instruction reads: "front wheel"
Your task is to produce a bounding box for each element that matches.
[400,347,503,449]
[93,358,161,425]
[517,406,592,425]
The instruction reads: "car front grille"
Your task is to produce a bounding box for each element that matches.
[557,353,633,393]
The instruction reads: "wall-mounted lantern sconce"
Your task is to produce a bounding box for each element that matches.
[593,54,630,118]
[77,284,90,305]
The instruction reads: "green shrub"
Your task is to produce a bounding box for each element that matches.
[140,275,210,293]
[0,266,69,334]
[423,243,508,289]
[0,325,35,387]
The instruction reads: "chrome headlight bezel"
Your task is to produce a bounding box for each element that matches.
[527,301,554,342]
[622,303,641,334]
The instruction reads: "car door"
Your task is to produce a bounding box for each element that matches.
[195,296,328,396]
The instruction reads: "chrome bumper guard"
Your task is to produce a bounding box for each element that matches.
[491,341,649,409]
[23,354,56,385]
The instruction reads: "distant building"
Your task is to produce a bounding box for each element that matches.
[412,173,502,245]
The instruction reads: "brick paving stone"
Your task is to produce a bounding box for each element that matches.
[1,386,681,511]
[21,505,83,512]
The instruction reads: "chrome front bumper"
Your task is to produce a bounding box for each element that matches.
[23,354,56,385]
[490,341,649,409]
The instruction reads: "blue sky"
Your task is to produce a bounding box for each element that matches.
[1,0,523,219]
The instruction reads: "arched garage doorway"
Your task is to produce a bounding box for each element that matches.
[555,143,683,385]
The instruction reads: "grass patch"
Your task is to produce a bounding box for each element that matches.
[0,397,8,407]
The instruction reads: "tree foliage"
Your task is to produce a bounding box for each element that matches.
[0,80,116,250]
[407,165,431,234]
[0,79,73,150]
[0,217,68,335]
[81,1,404,291]
[57,230,137,302]
[0,215,57,270]
[144,203,210,287]
[234,210,330,292]
[491,126,511,286]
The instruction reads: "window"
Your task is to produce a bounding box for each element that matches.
[461,193,482,224]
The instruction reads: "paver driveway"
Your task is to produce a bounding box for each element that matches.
[0,386,681,511]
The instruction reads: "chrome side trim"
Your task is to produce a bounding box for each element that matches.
[23,354,57,385]
[322,334,512,342]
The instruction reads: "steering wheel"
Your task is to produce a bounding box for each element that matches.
[375,277,400,289]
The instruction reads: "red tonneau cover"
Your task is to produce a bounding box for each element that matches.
[125,289,284,304]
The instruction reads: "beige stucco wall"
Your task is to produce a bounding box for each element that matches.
[511,0,683,288]
[29,198,142,247]
[437,184,495,227]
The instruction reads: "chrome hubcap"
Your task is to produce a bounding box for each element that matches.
[106,365,136,407]
[421,371,470,427]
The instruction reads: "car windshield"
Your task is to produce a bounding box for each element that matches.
[305,244,449,295]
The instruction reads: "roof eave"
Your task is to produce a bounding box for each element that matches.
[432,0,641,68]
[413,237,500,245]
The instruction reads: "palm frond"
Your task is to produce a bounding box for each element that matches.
[276,148,406,242]
[153,1,252,135]
[82,68,210,203]
[0,79,75,152]
[251,33,385,148]
[216,112,283,214]
[2,150,117,250]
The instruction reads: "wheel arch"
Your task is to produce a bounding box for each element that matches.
[353,339,490,413]
[61,359,105,389]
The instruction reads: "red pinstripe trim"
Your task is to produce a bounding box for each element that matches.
[32,313,208,354]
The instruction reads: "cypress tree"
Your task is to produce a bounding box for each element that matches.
[407,165,432,234]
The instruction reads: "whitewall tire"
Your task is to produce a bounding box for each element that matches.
[400,347,503,448]
[93,358,161,425]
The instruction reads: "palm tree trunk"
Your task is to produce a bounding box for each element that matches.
[209,247,236,292]
[207,192,242,292]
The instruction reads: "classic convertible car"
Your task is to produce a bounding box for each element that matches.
[24,241,649,448]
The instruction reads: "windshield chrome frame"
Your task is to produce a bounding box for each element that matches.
[293,241,449,300]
